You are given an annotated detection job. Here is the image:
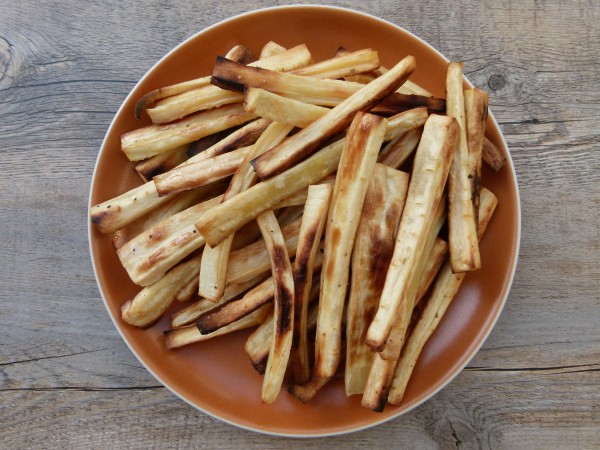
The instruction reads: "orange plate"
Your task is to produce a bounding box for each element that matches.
[88,5,520,437]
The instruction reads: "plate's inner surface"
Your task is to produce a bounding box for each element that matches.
[89,6,519,435]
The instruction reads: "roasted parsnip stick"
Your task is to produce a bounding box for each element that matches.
[377,128,423,169]
[482,137,506,172]
[135,144,189,182]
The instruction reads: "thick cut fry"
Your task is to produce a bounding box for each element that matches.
[291,184,332,385]
[464,88,489,225]
[153,146,250,196]
[256,211,295,404]
[362,200,446,411]
[213,57,438,113]
[345,165,409,396]
[170,274,266,328]
[250,56,416,179]
[135,144,189,182]
[147,45,312,123]
[117,196,221,286]
[388,188,498,405]
[378,128,423,169]
[112,186,216,250]
[482,137,506,172]
[197,139,345,247]
[366,114,459,351]
[164,304,271,349]
[121,254,202,328]
[134,44,256,119]
[260,41,287,59]
[309,112,385,396]
[122,104,256,161]
[199,121,294,301]
[446,62,481,273]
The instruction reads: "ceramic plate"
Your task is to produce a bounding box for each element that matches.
[88,5,520,437]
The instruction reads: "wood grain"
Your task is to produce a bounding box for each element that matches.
[1,0,599,447]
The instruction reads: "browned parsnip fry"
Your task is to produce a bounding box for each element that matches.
[121,254,202,328]
[112,185,221,250]
[147,45,312,124]
[117,196,221,286]
[482,137,506,172]
[170,274,266,328]
[446,62,481,273]
[122,104,256,161]
[245,88,428,138]
[165,304,272,349]
[260,41,287,59]
[345,164,409,396]
[255,210,295,404]
[226,217,301,286]
[464,88,489,225]
[291,184,332,385]
[153,146,250,196]
[250,56,416,179]
[362,200,445,411]
[197,139,345,247]
[175,275,199,303]
[134,44,256,119]
[199,121,294,302]
[414,238,449,304]
[135,145,189,182]
[90,119,268,235]
[303,112,385,400]
[388,188,497,405]
[377,127,423,169]
[245,280,320,374]
[291,48,380,79]
[366,114,459,352]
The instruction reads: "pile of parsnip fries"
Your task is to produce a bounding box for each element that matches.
[91,40,506,411]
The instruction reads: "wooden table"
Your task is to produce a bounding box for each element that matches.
[1,0,598,447]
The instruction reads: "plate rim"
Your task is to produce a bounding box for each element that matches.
[87,3,521,438]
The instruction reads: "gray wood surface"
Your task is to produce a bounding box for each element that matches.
[1,0,599,448]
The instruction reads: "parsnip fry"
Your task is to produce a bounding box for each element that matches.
[147,45,312,124]
[165,304,271,349]
[259,41,287,59]
[345,165,409,396]
[291,184,332,385]
[199,121,293,301]
[446,62,481,273]
[482,137,507,172]
[464,88,489,225]
[170,274,266,328]
[122,104,256,161]
[366,114,459,351]
[121,254,202,328]
[153,146,250,196]
[388,188,498,405]
[377,128,423,169]
[308,112,385,397]
[251,56,416,179]
[196,139,345,247]
[135,144,189,182]
[117,196,221,286]
[256,211,295,404]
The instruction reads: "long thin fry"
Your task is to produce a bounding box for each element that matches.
[251,56,416,179]
[302,112,385,400]
[377,128,423,169]
[121,254,202,328]
[482,137,506,172]
[135,144,189,182]
[366,114,459,351]
[117,196,221,286]
[446,62,481,273]
[153,146,250,196]
[122,104,256,161]
[291,184,332,385]
[147,45,312,123]
[256,211,295,404]
[464,88,489,226]
[199,121,294,301]
[345,165,409,396]
[388,188,498,405]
